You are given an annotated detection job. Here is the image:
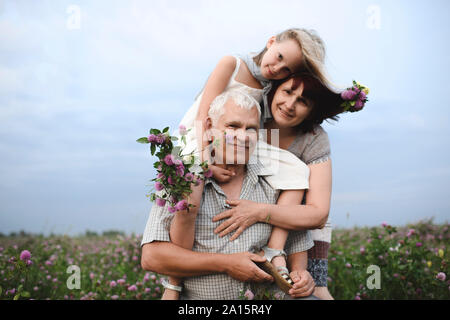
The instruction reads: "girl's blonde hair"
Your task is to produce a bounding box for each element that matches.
[254,28,333,89]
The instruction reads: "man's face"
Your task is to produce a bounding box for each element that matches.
[208,100,260,165]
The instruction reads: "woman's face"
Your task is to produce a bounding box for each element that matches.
[260,37,303,80]
[270,78,313,129]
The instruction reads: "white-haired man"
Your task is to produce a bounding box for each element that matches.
[141,89,317,300]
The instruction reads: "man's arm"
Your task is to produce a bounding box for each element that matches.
[141,241,273,283]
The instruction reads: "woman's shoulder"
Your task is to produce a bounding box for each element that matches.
[297,125,329,144]
[290,125,331,165]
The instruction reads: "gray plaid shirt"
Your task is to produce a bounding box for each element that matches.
[141,161,313,300]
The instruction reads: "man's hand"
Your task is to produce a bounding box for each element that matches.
[213,199,263,240]
[288,269,315,298]
[224,252,274,283]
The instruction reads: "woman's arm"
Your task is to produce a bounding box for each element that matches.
[213,160,332,236]
[260,160,332,230]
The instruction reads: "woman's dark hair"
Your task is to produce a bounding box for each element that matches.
[267,73,345,134]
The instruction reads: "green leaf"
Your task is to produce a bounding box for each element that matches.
[14,293,20,300]
[163,127,169,133]
[136,137,150,144]
[171,136,179,141]
[150,129,161,135]
[151,144,156,156]
[18,284,23,293]
[0,285,3,296]
[21,291,30,298]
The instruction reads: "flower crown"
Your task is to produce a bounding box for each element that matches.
[137,126,210,213]
[340,81,370,112]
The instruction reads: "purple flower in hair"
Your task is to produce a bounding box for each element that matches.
[341,89,357,101]
[354,100,364,110]
[167,176,175,185]
[359,90,367,101]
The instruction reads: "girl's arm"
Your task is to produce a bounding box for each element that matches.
[193,56,237,162]
[169,181,205,249]
[164,56,236,290]
[195,55,237,123]
[263,189,305,251]
[213,160,332,237]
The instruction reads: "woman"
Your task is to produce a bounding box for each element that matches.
[212,72,361,300]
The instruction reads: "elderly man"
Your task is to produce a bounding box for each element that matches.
[141,89,317,300]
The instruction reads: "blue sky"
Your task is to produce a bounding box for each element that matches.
[0,0,449,235]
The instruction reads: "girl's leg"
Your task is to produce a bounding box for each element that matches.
[161,180,204,300]
[264,190,305,269]
[265,227,289,269]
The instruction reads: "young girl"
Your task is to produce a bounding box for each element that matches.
[161,28,328,300]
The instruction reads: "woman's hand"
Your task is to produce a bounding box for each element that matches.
[288,269,315,298]
[212,199,265,240]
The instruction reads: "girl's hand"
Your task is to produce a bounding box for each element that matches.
[211,165,235,183]
[288,270,315,298]
[212,199,264,240]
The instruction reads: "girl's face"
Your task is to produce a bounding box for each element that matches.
[270,78,312,128]
[260,37,303,80]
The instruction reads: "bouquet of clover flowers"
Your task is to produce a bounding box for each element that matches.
[340,80,370,112]
[137,125,212,213]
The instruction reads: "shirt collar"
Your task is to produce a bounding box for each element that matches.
[205,160,271,189]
